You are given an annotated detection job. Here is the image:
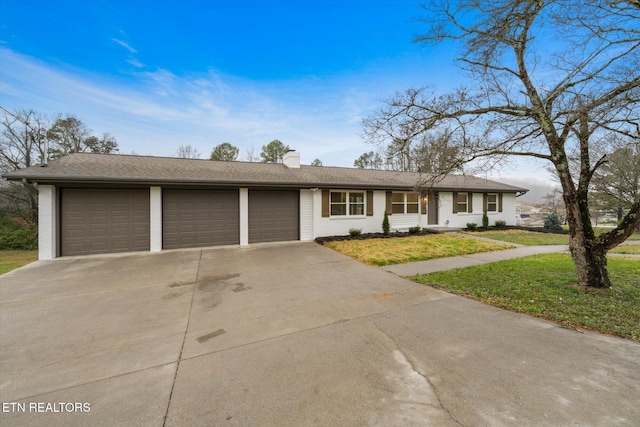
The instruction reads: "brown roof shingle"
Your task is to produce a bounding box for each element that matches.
[2,153,528,192]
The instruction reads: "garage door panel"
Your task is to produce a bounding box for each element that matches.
[163,190,239,249]
[61,189,150,256]
[249,190,299,244]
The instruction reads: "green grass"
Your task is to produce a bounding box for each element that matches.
[462,230,569,245]
[411,253,640,341]
[0,250,38,275]
[324,234,512,266]
[610,244,640,255]
[463,228,640,246]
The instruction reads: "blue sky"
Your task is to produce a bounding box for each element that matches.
[0,0,549,183]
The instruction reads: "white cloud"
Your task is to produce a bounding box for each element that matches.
[0,47,376,165]
[111,38,137,54]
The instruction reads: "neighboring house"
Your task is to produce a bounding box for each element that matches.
[2,151,527,260]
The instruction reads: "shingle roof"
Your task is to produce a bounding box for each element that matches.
[2,153,528,192]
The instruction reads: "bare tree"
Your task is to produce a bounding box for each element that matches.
[363,0,640,288]
[0,108,49,222]
[176,144,201,159]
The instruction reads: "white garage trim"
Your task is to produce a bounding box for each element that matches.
[150,186,162,252]
[240,188,249,246]
[38,185,57,260]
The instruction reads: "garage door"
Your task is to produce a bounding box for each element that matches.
[249,190,299,243]
[163,190,239,249]
[61,189,150,256]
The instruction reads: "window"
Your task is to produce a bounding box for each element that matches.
[486,193,498,212]
[392,192,419,214]
[456,193,468,213]
[330,191,365,216]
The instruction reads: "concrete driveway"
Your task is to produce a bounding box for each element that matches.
[1,242,639,426]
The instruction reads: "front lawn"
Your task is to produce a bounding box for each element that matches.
[462,229,569,245]
[323,234,512,266]
[463,228,640,246]
[610,244,640,255]
[0,250,38,275]
[411,253,640,341]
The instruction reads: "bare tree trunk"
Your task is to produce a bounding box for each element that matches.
[569,232,611,288]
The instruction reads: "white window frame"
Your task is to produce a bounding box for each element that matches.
[392,192,419,215]
[330,190,366,217]
[456,193,469,213]
[486,193,498,212]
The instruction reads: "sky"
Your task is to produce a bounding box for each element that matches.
[0,0,553,186]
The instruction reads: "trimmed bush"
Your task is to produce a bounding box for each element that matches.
[382,211,390,235]
[482,210,489,229]
[494,220,507,228]
[544,213,563,231]
[409,225,421,235]
[466,222,478,231]
[349,228,362,238]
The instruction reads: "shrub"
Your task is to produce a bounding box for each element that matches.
[544,213,563,231]
[408,225,421,235]
[349,228,362,238]
[382,211,390,235]
[494,220,507,228]
[466,222,478,231]
[482,210,489,229]
[0,215,38,250]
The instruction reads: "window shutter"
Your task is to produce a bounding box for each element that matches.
[468,193,473,213]
[499,193,503,212]
[385,191,392,215]
[452,192,458,213]
[366,191,373,216]
[421,193,427,215]
[322,190,330,217]
[483,193,488,211]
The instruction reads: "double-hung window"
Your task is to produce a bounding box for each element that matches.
[486,193,498,212]
[330,191,365,216]
[456,193,469,213]
[392,192,419,214]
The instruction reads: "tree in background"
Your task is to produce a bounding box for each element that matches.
[210,142,239,161]
[1,108,119,222]
[260,139,289,163]
[363,0,640,288]
[353,151,384,169]
[176,144,201,159]
[47,116,118,158]
[310,158,323,166]
[0,108,49,222]
[591,143,640,221]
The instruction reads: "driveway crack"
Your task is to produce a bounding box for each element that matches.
[370,319,464,426]
[162,249,202,427]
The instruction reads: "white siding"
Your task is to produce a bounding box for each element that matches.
[38,185,57,260]
[312,190,387,237]
[300,190,314,241]
[438,192,519,227]
[390,214,420,231]
[150,186,162,252]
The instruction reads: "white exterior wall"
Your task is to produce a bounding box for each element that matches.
[150,187,162,252]
[239,188,249,246]
[300,190,314,240]
[311,190,386,237]
[38,185,57,260]
[437,192,518,227]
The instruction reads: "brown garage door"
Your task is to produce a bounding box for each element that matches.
[249,190,299,243]
[163,189,239,249]
[61,189,150,256]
